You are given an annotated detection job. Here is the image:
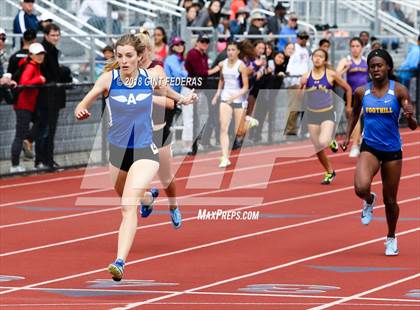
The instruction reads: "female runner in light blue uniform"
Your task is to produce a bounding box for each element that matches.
[75,34,196,281]
[343,49,417,256]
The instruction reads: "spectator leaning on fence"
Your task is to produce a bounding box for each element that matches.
[13,0,39,35]
[35,23,63,170]
[10,43,46,173]
[185,33,220,151]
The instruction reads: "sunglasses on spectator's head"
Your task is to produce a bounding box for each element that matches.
[299,35,309,40]
[199,39,210,44]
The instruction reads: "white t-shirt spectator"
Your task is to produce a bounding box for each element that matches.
[286,43,311,85]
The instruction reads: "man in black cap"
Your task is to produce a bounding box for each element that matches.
[185,33,220,152]
[267,2,287,37]
[7,29,37,76]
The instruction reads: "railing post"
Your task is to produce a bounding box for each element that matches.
[89,35,96,82]
[106,1,112,35]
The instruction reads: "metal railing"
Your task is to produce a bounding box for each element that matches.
[339,0,418,43]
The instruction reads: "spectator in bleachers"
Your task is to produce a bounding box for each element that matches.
[38,12,53,33]
[229,7,249,37]
[371,40,382,51]
[319,38,331,53]
[10,42,46,173]
[229,0,246,20]
[265,42,274,62]
[193,0,223,28]
[277,11,298,52]
[284,30,311,136]
[398,35,420,89]
[267,2,287,38]
[13,0,39,36]
[77,0,122,34]
[180,0,193,9]
[389,3,411,25]
[191,0,204,11]
[7,29,37,77]
[359,31,371,57]
[282,41,294,68]
[185,33,220,150]
[248,11,267,41]
[186,6,199,26]
[153,27,168,62]
[95,45,114,79]
[35,23,63,170]
[273,51,286,76]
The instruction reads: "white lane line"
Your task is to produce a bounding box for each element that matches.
[309,274,420,310]
[0,142,314,189]
[1,286,419,303]
[1,148,419,228]
[0,196,418,296]
[112,228,420,309]
[1,130,418,189]
[1,302,418,308]
[1,172,418,257]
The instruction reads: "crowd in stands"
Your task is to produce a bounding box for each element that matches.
[0,0,419,172]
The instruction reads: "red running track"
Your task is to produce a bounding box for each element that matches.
[0,129,419,309]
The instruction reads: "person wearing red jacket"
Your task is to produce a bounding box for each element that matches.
[10,42,45,173]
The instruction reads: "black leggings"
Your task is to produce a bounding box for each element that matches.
[11,109,33,166]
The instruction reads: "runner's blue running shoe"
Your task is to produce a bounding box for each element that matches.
[170,207,182,229]
[140,188,159,218]
[108,259,124,281]
[361,192,376,225]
